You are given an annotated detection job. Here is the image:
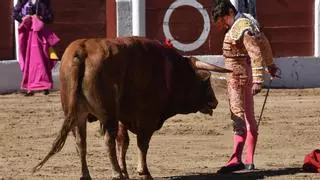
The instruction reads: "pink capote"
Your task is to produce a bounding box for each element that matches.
[18,16,59,91]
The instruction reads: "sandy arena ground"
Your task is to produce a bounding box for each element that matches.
[1,80,320,180]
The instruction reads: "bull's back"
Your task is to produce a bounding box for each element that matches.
[95,37,170,114]
[60,37,170,128]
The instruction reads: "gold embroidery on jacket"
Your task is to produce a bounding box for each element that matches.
[230,18,253,41]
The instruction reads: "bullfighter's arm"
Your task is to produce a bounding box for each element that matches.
[13,0,27,23]
[258,32,279,78]
[242,31,265,84]
[38,0,54,24]
[257,32,274,66]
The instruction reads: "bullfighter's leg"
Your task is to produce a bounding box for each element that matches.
[227,77,247,166]
[103,119,124,179]
[72,113,91,180]
[116,122,130,179]
[244,78,258,170]
[217,77,246,174]
[228,113,247,166]
[136,132,153,179]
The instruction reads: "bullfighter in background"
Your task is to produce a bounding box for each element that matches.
[13,0,59,96]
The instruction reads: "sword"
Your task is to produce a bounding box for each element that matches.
[257,79,272,127]
[257,66,281,127]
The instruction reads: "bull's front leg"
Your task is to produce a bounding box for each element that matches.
[103,120,124,179]
[116,122,130,179]
[72,120,91,180]
[136,133,153,180]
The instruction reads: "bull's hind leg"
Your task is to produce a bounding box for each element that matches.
[103,119,125,179]
[136,132,153,180]
[72,113,91,180]
[116,122,130,179]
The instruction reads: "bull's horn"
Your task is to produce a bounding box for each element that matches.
[195,61,232,73]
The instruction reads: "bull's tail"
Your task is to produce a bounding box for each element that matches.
[32,116,76,173]
[33,40,87,173]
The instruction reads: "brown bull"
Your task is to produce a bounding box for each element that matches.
[33,37,231,179]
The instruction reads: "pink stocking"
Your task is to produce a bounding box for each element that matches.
[227,134,246,166]
[245,130,258,164]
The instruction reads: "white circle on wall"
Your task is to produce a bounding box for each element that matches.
[163,0,211,52]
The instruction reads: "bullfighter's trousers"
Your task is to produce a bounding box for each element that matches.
[225,57,258,165]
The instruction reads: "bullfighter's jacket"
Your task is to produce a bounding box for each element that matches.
[223,13,274,84]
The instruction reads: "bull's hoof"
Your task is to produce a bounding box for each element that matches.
[121,170,129,179]
[137,171,153,180]
[138,175,153,180]
[80,175,92,180]
[111,177,123,180]
[111,173,125,180]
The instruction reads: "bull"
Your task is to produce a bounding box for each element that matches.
[33,37,231,179]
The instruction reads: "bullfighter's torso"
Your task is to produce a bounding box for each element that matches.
[222,13,273,84]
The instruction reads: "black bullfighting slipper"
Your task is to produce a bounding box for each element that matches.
[245,163,255,170]
[43,89,49,95]
[24,92,34,96]
[217,163,245,174]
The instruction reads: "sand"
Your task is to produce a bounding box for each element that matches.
[1,82,320,180]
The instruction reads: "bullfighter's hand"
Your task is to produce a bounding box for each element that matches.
[32,15,43,20]
[22,15,31,21]
[267,64,280,79]
[252,83,262,95]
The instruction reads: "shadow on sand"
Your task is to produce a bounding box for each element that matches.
[156,167,303,180]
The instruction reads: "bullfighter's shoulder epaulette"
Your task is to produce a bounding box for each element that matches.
[229,17,259,41]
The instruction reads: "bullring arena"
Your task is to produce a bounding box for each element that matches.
[1,79,319,180]
[1,0,320,179]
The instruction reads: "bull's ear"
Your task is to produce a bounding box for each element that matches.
[196,70,211,81]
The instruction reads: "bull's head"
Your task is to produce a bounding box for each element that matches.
[189,57,232,116]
